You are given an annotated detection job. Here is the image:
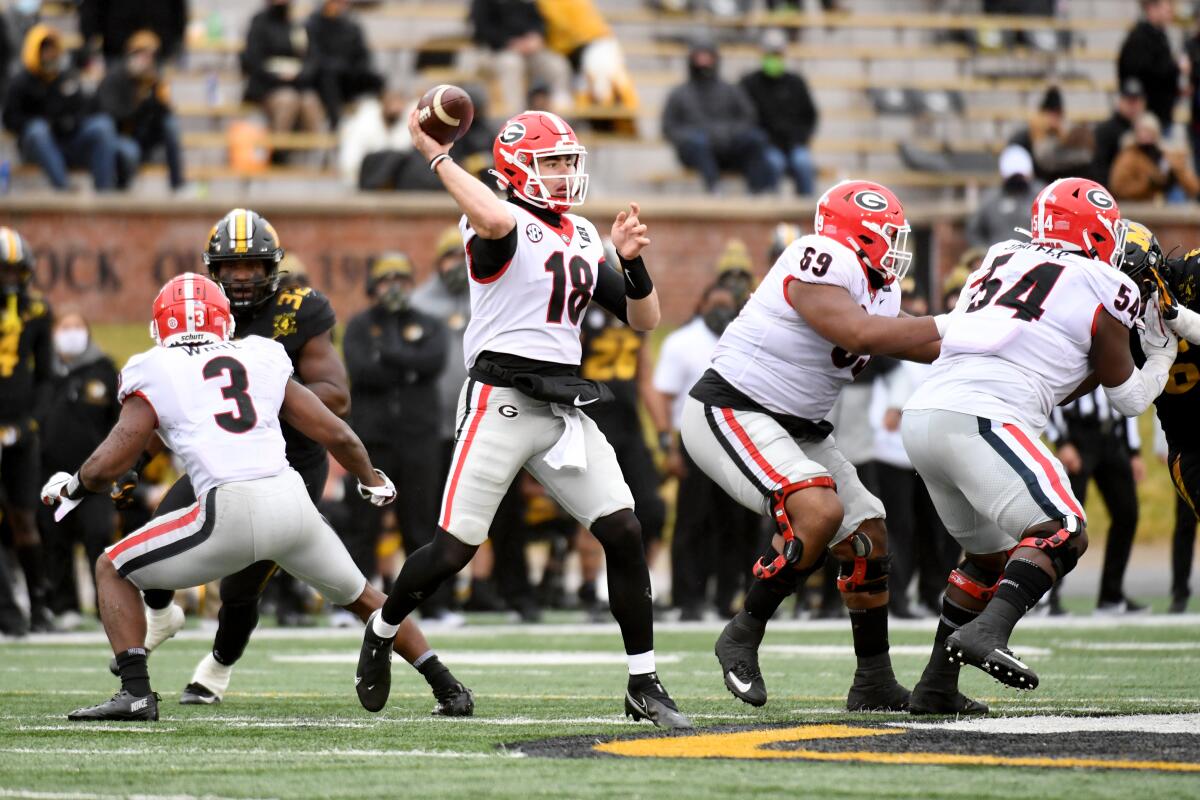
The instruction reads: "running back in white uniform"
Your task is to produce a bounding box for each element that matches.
[117,336,292,496]
[460,203,606,369]
[711,234,901,421]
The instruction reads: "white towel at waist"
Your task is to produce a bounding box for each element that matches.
[543,404,588,471]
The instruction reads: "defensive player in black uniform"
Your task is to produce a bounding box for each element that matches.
[131,209,473,715]
[0,227,54,632]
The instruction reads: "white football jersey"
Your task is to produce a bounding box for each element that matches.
[710,233,901,421]
[118,336,293,496]
[461,203,606,368]
[906,239,1141,431]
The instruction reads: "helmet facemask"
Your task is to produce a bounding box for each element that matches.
[495,146,589,213]
[204,256,281,312]
[856,220,913,285]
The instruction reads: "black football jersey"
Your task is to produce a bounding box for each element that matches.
[235,285,337,468]
[0,291,52,426]
[578,306,642,430]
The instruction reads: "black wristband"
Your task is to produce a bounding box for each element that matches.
[619,254,654,300]
[66,472,95,500]
[429,153,452,172]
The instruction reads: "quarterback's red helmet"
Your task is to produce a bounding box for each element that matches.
[491,111,588,213]
[150,272,234,347]
[1029,177,1123,265]
[814,180,912,286]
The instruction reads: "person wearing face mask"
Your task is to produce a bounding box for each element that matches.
[344,252,456,621]
[965,145,1043,250]
[739,29,819,197]
[2,24,122,190]
[1110,111,1200,202]
[713,238,756,310]
[305,0,383,126]
[35,312,119,627]
[652,284,757,620]
[242,0,325,155]
[93,31,184,191]
[661,40,779,195]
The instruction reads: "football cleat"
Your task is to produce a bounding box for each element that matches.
[908,682,989,716]
[432,682,475,717]
[624,673,693,730]
[945,626,1039,690]
[356,609,394,713]
[179,682,221,705]
[846,665,911,712]
[714,616,767,706]
[68,690,159,721]
[109,604,187,676]
[179,652,232,704]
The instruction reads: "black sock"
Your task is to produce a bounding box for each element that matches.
[920,597,979,687]
[382,532,476,626]
[142,590,174,611]
[848,605,890,662]
[978,558,1055,641]
[742,564,801,624]
[417,655,456,692]
[595,529,653,656]
[116,647,151,697]
[212,601,260,666]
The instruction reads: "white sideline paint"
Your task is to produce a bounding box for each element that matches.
[0,747,521,760]
[893,712,1200,735]
[1057,641,1200,651]
[0,791,271,800]
[762,644,1052,657]
[270,651,682,666]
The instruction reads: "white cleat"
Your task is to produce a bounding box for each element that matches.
[145,604,186,652]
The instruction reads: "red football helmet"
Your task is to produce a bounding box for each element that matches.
[814,180,912,286]
[150,273,235,347]
[491,111,588,213]
[1029,177,1123,264]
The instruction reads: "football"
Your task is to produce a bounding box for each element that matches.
[416,84,475,145]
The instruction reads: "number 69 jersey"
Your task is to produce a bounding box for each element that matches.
[117,336,293,497]
[710,233,900,422]
[906,239,1142,432]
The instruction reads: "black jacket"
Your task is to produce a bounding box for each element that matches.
[2,26,90,139]
[470,0,544,51]
[662,76,758,151]
[739,69,819,149]
[1118,20,1180,130]
[79,0,187,62]
[306,10,373,79]
[37,345,119,474]
[241,8,319,103]
[1091,111,1134,185]
[344,305,448,443]
[93,64,171,147]
[1187,33,1200,133]
[0,291,52,425]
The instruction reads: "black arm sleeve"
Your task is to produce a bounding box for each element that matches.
[466,226,518,281]
[591,261,629,324]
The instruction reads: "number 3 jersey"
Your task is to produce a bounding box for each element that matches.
[706,233,900,422]
[906,239,1141,432]
[117,336,293,496]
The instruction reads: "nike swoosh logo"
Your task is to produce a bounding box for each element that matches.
[993,651,1029,670]
[366,685,375,691]
[727,672,753,694]
[574,395,599,407]
[626,693,648,715]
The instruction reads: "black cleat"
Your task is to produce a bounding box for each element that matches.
[356,609,394,712]
[179,682,220,705]
[846,668,911,712]
[432,682,475,717]
[625,673,693,729]
[909,682,989,716]
[68,690,159,721]
[945,625,1039,690]
[714,615,767,707]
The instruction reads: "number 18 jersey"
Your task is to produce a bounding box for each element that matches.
[906,239,1141,432]
[117,336,293,496]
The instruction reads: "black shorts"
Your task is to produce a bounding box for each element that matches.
[1169,447,1200,517]
[0,424,40,511]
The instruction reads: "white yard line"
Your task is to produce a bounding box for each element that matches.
[893,712,1200,735]
[270,651,681,666]
[0,790,273,800]
[762,644,1052,657]
[1055,641,1200,651]
[0,747,521,760]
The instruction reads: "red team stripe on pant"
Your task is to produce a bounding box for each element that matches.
[720,407,788,485]
[1001,423,1085,519]
[107,502,202,561]
[440,384,493,530]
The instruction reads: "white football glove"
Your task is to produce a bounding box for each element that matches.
[357,468,396,507]
[40,471,72,507]
[1140,291,1179,362]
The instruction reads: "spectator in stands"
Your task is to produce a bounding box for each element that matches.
[242,0,325,145]
[470,0,570,117]
[1110,111,1200,202]
[2,25,122,191]
[1010,86,1094,183]
[80,0,187,65]
[338,89,413,189]
[662,42,779,195]
[306,0,383,126]
[739,29,819,196]
[965,144,1040,249]
[94,31,184,191]
[1092,78,1147,186]
[1119,0,1182,134]
[535,0,637,111]
[713,237,756,308]
[1185,10,1200,175]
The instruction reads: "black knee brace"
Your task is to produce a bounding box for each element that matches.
[1017,515,1086,579]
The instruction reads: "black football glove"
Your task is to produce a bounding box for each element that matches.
[110,469,139,509]
[1150,266,1180,321]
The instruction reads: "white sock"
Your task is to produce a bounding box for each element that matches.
[147,604,174,620]
[193,652,233,698]
[627,650,656,676]
[371,612,400,639]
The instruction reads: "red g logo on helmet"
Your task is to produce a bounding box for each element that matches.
[1030,178,1122,264]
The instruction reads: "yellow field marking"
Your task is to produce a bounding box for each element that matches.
[595,726,1200,772]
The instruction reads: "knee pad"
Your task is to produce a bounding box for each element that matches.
[1016,515,1086,578]
[753,476,836,580]
[948,561,1004,602]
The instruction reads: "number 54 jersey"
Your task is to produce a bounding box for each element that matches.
[906,239,1141,432]
[711,234,899,422]
[117,336,293,497]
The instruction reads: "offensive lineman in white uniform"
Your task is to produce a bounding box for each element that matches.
[681,180,953,713]
[356,109,691,729]
[41,273,399,721]
[901,178,1176,700]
